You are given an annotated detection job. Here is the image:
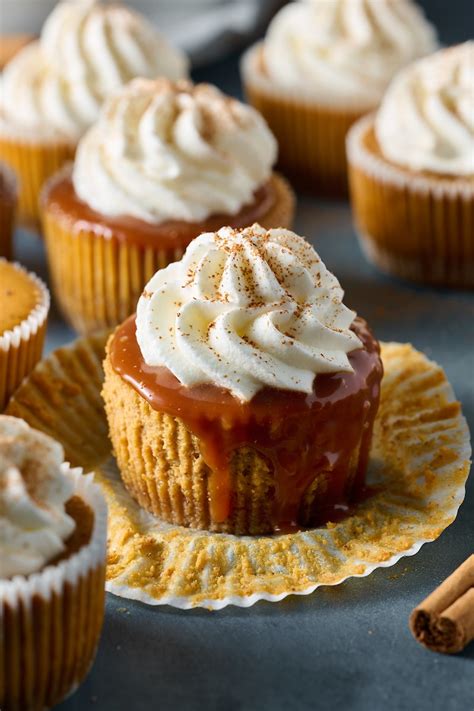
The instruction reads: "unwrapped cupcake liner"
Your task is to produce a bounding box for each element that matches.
[0,161,18,259]
[241,44,376,197]
[0,260,49,411]
[0,130,75,228]
[6,334,471,610]
[347,114,474,288]
[41,171,295,335]
[0,466,108,711]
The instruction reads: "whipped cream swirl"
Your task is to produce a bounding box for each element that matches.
[73,79,277,223]
[0,416,75,579]
[376,42,474,176]
[262,0,437,106]
[0,0,188,140]
[136,225,362,402]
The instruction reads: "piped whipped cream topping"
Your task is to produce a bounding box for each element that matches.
[136,225,362,402]
[0,416,75,579]
[261,0,437,106]
[0,0,188,140]
[375,42,474,176]
[73,79,277,224]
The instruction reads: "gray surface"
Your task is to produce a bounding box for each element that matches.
[15,197,474,711]
[11,7,474,707]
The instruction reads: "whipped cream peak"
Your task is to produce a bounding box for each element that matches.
[0,416,75,579]
[136,225,362,402]
[261,0,438,106]
[0,0,189,139]
[73,78,277,223]
[376,42,474,176]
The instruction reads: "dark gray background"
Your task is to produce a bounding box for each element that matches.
[13,2,472,709]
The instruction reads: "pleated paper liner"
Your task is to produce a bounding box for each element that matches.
[241,44,376,197]
[0,467,108,711]
[41,171,295,335]
[0,131,75,229]
[6,334,471,609]
[347,115,474,288]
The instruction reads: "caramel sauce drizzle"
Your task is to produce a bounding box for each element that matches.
[110,316,383,530]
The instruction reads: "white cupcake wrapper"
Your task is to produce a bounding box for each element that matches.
[0,465,108,607]
[346,114,474,200]
[0,259,50,352]
[241,43,379,113]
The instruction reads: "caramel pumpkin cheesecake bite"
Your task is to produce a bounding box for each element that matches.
[0,415,107,711]
[0,260,49,411]
[102,225,383,535]
[0,0,189,227]
[347,42,474,288]
[241,0,437,196]
[41,79,295,335]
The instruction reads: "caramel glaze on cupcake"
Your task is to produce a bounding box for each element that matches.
[103,225,382,535]
[348,43,474,288]
[42,79,295,335]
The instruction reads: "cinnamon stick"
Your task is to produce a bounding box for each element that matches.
[410,555,474,654]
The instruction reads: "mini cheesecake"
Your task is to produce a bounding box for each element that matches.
[102,225,383,535]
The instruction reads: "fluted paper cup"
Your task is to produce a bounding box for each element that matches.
[347,114,474,288]
[241,43,377,197]
[0,466,108,711]
[0,129,75,229]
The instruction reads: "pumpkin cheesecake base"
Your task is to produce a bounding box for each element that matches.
[347,115,474,288]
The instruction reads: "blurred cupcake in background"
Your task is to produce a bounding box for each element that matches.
[0,0,189,229]
[241,0,437,197]
[102,224,383,535]
[347,42,474,288]
[41,78,295,335]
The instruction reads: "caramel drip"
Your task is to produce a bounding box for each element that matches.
[110,316,383,529]
[42,172,276,251]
